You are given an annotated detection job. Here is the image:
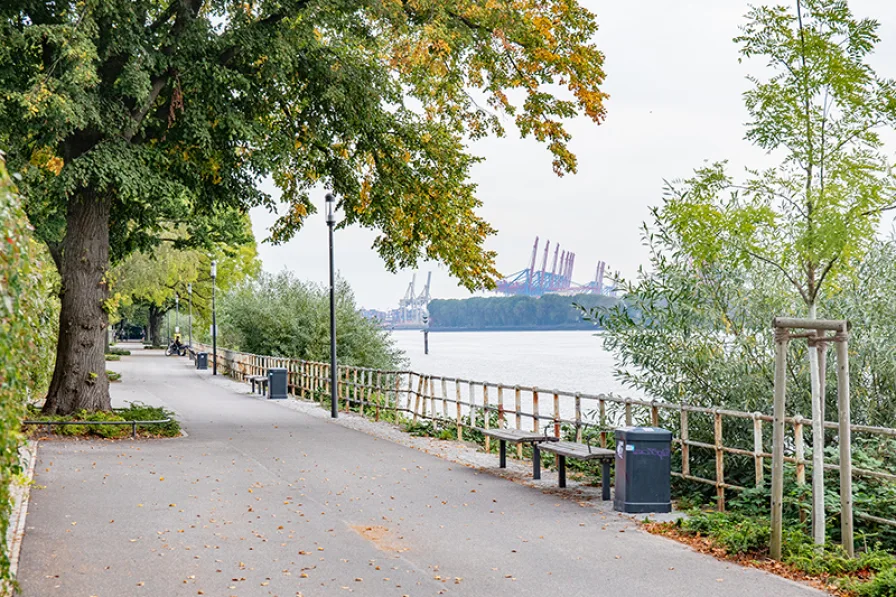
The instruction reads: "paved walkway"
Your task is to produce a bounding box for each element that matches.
[17,349,822,596]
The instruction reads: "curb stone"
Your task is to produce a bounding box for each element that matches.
[7,440,37,583]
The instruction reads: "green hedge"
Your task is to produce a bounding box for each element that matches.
[0,158,57,589]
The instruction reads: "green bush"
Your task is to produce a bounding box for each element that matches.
[105,354,121,361]
[83,412,129,439]
[679,511,774,556]
[676,510,896,586]
[0,159,58,586]
[115,403,181,437]
[55,423,87,436]
[106,348,131,356]
[217,272,402,370]
[24,403,180,439]
[852,567,896,597]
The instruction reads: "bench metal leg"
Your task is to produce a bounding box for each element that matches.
[602,460,611,501]
[533,444,541,480]
[499,440,507,468]
[558,455,566,488]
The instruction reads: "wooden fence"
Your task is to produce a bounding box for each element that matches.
[194,343,896,530]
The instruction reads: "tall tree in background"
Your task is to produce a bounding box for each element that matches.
[0,0,607,414]
[113,230,259,346]
[634,0,896,545]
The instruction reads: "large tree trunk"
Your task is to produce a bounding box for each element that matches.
[42,191,111,415]
[148,305,163,347]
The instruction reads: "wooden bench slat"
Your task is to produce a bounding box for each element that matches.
[476,428,557,443]
[540,441,614,460]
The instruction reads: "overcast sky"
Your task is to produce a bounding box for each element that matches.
[248,0,896,311]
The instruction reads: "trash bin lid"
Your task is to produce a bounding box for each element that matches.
[268,367,287,373]
[614,426,673,441]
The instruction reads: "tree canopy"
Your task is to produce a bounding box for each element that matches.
[1,0,606,288]
[662,0,896,312]
[0,0,607,413]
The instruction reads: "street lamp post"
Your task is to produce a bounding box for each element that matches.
[326,192,338,419]
[187,283,193,348]
[211,260,218,376]
[175,294,179,338]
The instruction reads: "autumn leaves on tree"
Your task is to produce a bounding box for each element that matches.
[0,0,608,413]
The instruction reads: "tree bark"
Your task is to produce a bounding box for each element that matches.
[148,305,163,347]
[42,191,112,415]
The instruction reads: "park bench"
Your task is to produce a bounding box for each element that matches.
[249,375,268,395]
[477,428,559,480]
[539,440,615,499]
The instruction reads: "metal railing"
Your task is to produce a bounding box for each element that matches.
[195,343,896,530]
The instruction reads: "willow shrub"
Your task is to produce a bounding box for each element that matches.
[216,271,402,370]
[0,158,57,588]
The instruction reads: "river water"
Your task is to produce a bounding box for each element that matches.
[389,330,641,399]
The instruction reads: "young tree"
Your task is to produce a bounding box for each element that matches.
[0,0,607,414]
[113,230,259,347]
[628,0,896,545]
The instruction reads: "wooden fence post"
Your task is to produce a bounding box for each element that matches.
[794,415,806,486]
[532,388,540,434]
[753,412,764,487]
[455,380,463,441]
[393,374,401,415]
[714,409,725,511]
[441,378,449,418]
[468,381,475,428]
[599,398,607,449]
[483,384,490,452]
[413,374,423,422]
[497,385,505,430]
[836,333,854,557]
[625,398,633,427]
[515,386,523,459]
[680,408,689,478]
[375,372,382,420]
[575,393,582,443]
[770,328,790,560]
[553,391,561,467]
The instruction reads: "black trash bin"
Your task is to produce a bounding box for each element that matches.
[267,368,288,400]
[196,352,208,370]
[613,426,672,514]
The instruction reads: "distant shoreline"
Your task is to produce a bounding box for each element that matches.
[386,325,602,333]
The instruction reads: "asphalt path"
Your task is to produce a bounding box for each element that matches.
[16,348,823,596]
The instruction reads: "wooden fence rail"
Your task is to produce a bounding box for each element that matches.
[194,344,896,530]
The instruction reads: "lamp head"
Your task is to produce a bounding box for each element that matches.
[325,193,336,224]
[211,260,217,279]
